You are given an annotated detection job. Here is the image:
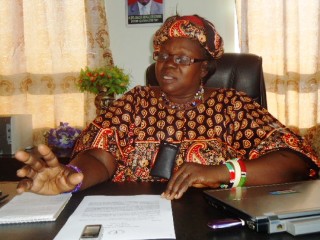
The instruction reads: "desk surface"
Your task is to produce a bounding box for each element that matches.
[0,181,319,240]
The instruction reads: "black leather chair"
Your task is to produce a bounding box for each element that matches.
[146,53,267,109]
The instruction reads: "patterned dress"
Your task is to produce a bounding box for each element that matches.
[72,86,319,182]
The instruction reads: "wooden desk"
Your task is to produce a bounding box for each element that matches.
[0,148,72,181]
[0,181,319,240]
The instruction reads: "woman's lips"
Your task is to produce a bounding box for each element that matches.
[163,75,174,80]
[161,74,176,82]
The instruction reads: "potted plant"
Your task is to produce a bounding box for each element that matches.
[78,65,130,95]
[78,65,130,114]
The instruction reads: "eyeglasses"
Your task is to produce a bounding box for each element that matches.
[153,52,207,66]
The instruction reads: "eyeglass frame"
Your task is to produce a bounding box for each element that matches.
[153,51,207,66]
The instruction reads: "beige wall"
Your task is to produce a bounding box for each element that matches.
[105,0,236,88]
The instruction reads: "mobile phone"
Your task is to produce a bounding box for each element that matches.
[80,224,103,240]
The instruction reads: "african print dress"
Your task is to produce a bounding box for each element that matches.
[72,86,319,182]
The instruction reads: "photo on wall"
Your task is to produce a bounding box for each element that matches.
[126,0,164,26]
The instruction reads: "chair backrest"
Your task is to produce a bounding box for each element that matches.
[146,53,267,109]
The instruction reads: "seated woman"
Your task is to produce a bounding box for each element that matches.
[15,14,319,200]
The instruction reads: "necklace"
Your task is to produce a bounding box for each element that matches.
[159,85,204,110]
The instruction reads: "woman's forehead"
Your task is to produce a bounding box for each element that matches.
[160,38,206,55]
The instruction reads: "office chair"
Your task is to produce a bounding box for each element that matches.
[146,53,267,109]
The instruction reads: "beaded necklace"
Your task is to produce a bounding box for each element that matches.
[159,85,204,110]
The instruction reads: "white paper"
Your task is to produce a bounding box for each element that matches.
[0,192,72,224]
[54,195,176,240]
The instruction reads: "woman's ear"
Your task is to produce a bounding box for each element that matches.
[200,61,209,78]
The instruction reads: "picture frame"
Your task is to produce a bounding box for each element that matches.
[126,0,164,27]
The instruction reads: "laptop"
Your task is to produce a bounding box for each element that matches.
[203,180,320,235]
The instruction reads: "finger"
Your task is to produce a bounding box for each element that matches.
[192,183,207,188]
[37,144,60,168]
[16,179,33,194]
[15,150,46,172]
[165,173,191,200]
[16,165,37,179]
[55,164,84,193]
[173,185,188,199]
[162,170,190,200]
[69,172,84,186]
[164,166,186,194]
[59,172,84,193]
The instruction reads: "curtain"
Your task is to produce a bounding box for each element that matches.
[235,0,320,136]
[0,0,113,145]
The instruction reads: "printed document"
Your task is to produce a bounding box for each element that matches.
[54,195,176,240]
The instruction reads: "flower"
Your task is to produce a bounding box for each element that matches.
[46,122,81,149]
[78,65,130,95]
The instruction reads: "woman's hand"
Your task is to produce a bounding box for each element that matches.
[14,144,83,195]
[161,150,311,200]
[161,163,228,200]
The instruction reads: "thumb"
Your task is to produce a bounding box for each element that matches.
[69,172,84,186]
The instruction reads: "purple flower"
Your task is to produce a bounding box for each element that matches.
[47,122,81,149]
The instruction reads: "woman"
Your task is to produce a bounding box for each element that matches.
[15,15,319,200]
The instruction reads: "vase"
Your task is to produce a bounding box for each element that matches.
[94,86,115,115]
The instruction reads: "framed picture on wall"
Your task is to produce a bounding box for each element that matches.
[126,0,164,26]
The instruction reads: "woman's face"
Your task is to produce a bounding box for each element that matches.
[155,38,208,102]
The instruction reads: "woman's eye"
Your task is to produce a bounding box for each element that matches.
[159,53,168,60]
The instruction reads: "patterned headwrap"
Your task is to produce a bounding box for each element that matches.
[153,15,224,59]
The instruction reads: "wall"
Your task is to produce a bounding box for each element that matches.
[105,0,236,88]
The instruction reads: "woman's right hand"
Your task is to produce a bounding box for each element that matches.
[14,144,83,195]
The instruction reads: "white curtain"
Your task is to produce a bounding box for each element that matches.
[0,0,113,145]
[236,0,320,136]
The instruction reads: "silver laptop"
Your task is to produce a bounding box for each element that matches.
[204,180,320,235]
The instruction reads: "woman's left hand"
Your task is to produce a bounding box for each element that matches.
[161,163,227,200]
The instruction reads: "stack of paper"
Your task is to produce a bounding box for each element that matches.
[0,192,72,224]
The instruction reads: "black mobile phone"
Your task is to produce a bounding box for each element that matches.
[80,224,103,240]
[150,141,180,179]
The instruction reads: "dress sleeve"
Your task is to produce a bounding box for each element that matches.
[71,87,139,160]
[226,90,319,175]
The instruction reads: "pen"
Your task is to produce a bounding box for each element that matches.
[207,218,245,229]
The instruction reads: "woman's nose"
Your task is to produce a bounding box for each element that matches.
[163,55,178,67]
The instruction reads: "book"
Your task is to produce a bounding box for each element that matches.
[0,192,72,224]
